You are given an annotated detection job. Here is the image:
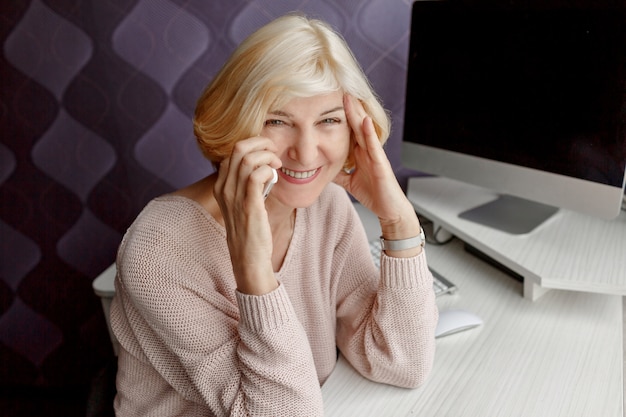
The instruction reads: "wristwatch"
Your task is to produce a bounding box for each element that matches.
[379,227,426,251]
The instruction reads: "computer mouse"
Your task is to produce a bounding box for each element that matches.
[435,309,483,338]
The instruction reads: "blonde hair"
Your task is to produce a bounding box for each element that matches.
[193,14,391,167]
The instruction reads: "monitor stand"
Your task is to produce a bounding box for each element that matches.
[406,176,626,300]
[458,195,559,235]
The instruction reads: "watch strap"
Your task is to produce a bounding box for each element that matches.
[380,227,425,251]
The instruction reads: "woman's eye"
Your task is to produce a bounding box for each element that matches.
[265,119,285,126]
[321,118,341,125]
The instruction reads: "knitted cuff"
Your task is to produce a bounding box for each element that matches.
[235,283,297,333]
[379,250,432,289]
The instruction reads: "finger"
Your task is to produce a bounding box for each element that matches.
[229,137,281,179]
[230,136,278,165]
[344,94,368,148]
[253,164,279,199]
[238,150,280,175]
[362,116,384,154]
[231,158,279,207]
[214,158,230,196]
[218,138,280,202]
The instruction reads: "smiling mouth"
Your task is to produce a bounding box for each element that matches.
[281,167,318,179]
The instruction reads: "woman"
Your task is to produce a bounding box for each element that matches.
[111,14,437,416]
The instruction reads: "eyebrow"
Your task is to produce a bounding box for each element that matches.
[268,106,345,118]
[321,106,345,116]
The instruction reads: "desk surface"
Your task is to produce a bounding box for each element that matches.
[321,203,624,417]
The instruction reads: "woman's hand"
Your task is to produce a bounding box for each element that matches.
[213,136,282,294]
[334,95,422,254]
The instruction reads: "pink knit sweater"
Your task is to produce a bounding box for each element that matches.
[110,183,438,416]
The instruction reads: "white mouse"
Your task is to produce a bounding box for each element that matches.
[435,309,483,338]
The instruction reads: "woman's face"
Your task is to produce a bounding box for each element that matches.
[260,91,351,208]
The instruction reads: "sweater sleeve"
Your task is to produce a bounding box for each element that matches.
[111,199,323,416]
[334,204,439,389]
[235,287,324,415]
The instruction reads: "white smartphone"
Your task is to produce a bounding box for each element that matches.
[262,168,278,199]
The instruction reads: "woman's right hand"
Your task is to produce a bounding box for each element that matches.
[213,136,282,295]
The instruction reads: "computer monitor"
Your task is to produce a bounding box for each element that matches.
[401,1,626,234]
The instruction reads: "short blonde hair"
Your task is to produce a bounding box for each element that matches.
[193,14,391,166]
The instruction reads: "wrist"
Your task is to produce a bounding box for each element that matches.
[234,265,279,295]
[237,278,279,296]
[379,228,425,251]
[378,204,421,240]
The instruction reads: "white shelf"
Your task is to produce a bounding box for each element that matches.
[407,176,626,300]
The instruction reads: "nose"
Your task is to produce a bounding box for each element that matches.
[287,126,319,166]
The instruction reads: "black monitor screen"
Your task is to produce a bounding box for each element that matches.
[404,1,626,187]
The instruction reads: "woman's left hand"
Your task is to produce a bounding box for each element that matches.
[334,94,417,233]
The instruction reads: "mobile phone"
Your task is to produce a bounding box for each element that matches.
[262,168,278,199]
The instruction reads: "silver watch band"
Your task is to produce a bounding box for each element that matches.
[379,227,425,251]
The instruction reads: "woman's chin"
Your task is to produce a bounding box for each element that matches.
[272,189,323,209]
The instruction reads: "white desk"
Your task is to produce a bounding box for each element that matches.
[321,203,624,417]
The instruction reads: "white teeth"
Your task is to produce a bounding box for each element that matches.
[281,168,317,179]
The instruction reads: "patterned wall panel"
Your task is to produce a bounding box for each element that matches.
[0,0,414,392]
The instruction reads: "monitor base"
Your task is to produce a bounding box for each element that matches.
[458,195,559,235]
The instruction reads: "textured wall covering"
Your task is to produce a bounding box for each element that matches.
[0,0,414,394]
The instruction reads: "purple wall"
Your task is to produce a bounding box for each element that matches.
[0,0,414,391]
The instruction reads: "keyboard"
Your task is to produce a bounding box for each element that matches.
[369,238,457,297]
